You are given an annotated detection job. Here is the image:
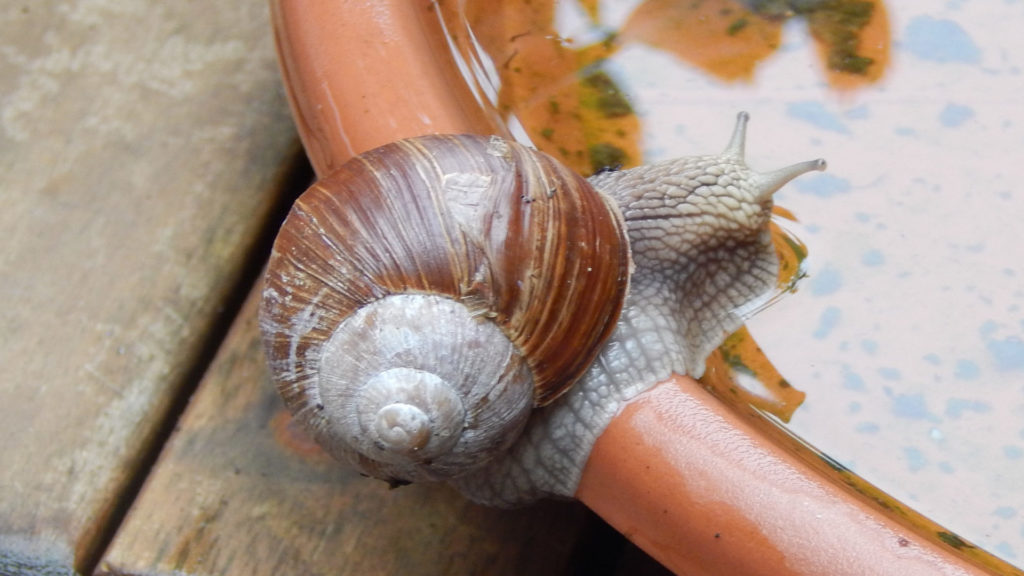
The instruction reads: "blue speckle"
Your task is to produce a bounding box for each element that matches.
[894,126,917,137]
[842,366,866,390]
[848,400,862,413]
[938,461,955,474]
[878,367,902,381]
[939,103,974,128]
[1004,445,1024,460]
[922,353,941,366]
[904,16,981,63]
[945,398,991,418]
[786,101,850,134]
[844,105,870,120]
[856,422,880,434]
[861,249,885,267]
[854,212,872,223]
[891,392,931,420]
[809,265,843,296]
[994,506,1018,520]
[953,359,980,380]
[903,446,928,472]
[813,306,841,340]
[986,337,1024,371]
[791,173,851,198]
[994,542,1017,560]
[979,321,999,338]
[860,340,878,355]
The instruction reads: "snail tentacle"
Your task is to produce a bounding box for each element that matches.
[261,115,826,504]
[455,113,827,505]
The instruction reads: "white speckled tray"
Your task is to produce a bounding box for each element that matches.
[575,2,1024,565]
[548,0,1024,565]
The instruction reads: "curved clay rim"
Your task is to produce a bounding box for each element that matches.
[269,1,1017,574]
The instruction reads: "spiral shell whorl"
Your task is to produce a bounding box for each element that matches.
[358,369,466,457]
[259,134,630,484]
[317,294,532,482]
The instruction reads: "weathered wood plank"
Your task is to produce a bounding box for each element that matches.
[0,2,298,573]
[97,288,590,576]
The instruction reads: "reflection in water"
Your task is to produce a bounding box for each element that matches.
[453,0,882,417]
[621,0,889,87]
[440,0,1024,569]
[453,0,889,178]
[449,0,887,428]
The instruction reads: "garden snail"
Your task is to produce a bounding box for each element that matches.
[260,112,826,505]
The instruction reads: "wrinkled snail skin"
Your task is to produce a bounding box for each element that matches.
[259,112,826,504]
[452,113,826,505]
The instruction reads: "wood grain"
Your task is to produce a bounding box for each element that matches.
[0,2,621,574]
[0,2,298,573]
[97,289,590,576]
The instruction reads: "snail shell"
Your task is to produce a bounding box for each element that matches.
[260,134,630,484]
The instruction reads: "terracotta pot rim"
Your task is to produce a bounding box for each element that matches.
[268,2,1017,574]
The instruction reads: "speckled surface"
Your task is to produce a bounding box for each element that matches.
[555,0,1024,568]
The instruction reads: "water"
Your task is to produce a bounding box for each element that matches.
[450,0,1024,566]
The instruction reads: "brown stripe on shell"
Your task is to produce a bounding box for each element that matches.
[260,134,630,412]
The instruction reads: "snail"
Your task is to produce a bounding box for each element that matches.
[259,112,826,505]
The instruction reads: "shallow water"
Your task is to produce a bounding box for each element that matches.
[454,0,1024,566]
[584,2,1024,565]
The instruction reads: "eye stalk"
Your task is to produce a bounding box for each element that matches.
[260,114,826,504]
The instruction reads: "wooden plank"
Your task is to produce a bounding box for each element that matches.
[0,2,299,573]
[97,288,590,576]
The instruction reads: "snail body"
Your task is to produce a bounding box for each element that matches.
[260,134,630,484]
[260,113,825,503]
